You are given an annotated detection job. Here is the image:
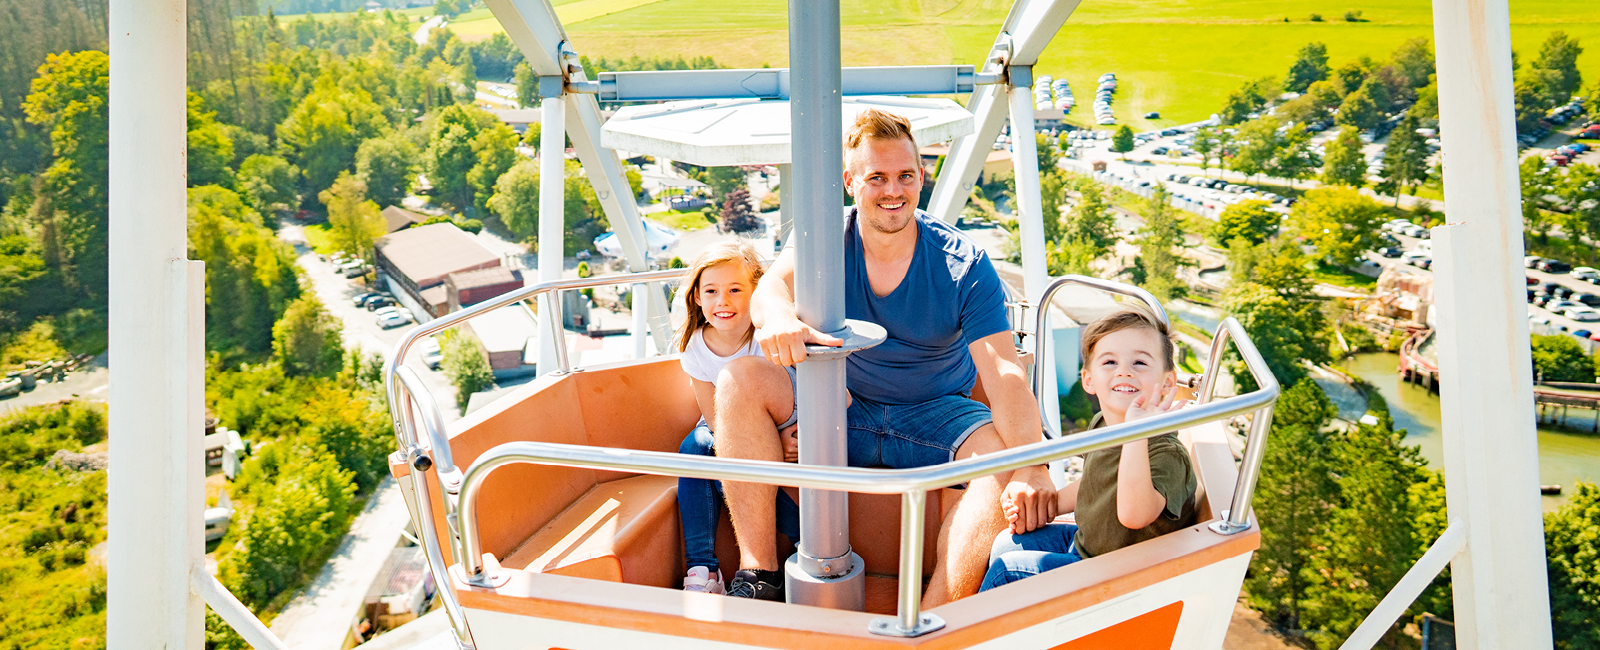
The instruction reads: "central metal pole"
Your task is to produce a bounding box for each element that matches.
[784,0,865,610]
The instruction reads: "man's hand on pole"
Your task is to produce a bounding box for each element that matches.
[756,315,842,366]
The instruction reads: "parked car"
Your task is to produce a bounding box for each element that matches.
[352,291,381,307]
[1546,299,1582,312]
[1402,251,1432,268]
[1567,306,1600,322]
[1539,259,1572,274]
[420,337,443,370]
[1378,247,1403,258]
[1527,275,1540,286]
[364,295,396,311]
[375,307,414,329]
[1526,255,1546,269]
[1544,282,1574,298]
[1577,293,1600,307]
[1576,330,1593,339]
[1529,289,1546,304]
[1574,267,1599,281]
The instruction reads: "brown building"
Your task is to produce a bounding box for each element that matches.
[381,205,427,233]
[446,266,524,311]
[374,223,501,320]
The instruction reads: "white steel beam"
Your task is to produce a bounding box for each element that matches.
[1429,0,1554,647]
[1006,80,1062,429]
[927,84,1008,224]
[538,96,566,375]
[566,91,673,353]
[108,0,206,644]
[998,0,1085,66]
[481,0,565,74]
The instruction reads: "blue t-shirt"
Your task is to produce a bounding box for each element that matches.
[843,208,1012,405]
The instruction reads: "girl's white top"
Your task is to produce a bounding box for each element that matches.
[679,327,760,383]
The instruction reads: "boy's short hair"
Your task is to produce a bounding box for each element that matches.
[1080,303,1175,372]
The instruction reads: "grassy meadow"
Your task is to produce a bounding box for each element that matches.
[293,0,1600,132]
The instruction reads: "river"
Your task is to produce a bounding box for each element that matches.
[1342,352,1600,511]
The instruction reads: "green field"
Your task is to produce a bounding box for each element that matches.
[307,0,1600,132]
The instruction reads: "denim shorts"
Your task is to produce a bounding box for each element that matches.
[845,394,993,469]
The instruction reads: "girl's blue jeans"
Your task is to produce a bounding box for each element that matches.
[678,420,800,572]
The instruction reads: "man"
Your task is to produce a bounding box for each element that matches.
[713,109,1056,606]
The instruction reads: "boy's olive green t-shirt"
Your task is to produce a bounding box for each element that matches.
[1073,414,1199,559]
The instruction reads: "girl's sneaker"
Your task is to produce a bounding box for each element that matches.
[683,566,724,594]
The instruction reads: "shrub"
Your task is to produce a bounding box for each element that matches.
[1309,12,1323,21]
[1342,9,1363,21]
[439,329,495,409]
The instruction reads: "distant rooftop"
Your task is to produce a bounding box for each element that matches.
[382,205,427,233]
[376,223,499,288]
[448,266,521,291]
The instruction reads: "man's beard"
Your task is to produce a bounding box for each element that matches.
[861,198,914,235]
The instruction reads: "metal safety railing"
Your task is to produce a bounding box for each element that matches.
[437,322,1276,640]
[1028,275,1171,439]
[384,270,1278,640]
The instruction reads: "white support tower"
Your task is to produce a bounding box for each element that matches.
[1430,0,1554,646]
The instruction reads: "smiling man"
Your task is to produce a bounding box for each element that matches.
[712,109,1056,606]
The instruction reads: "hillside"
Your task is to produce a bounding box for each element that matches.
[339,0,1600,131]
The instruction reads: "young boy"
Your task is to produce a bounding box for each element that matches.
[979,303,1198,591]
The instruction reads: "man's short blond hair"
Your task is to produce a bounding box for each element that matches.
[844,109,916,172]
[1080,302,1175,372]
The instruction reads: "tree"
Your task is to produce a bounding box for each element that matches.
[467,122,520,212]
[1111,125,1135,159]
[1223,280,1326,390]
[1230,118,1281,180]
[355,129,419,209]
[1245,378,1338,629]
[1035,132,1059,173]
[318,172,386,260]
[719,187,762,234]
[1412,76,1440,121]
[22,50,109,301]
[1334,86,1379,130]
[277,82,387,197]
[1289,186,1385,267]
[1532,31,1584,100]
[1560,163,1600,263]
[1333,59,1374,95]
[1129,185,1186,300]
[1376,112,1429,205]
[1040,171,1067,243]
[513,61,539,108]
[1046,237,1101,277]
[1303,417,1439,648]
[439,329,494,409]
[487,159,611,255]
[188,93,236,188]
[188,188,301,356]
[1391,38,1436,89]
[1063,181,1118,255]
[1321,126,1367,187]
[1521,155,1558,240]
[237,154,299,217]
[1192,128,1220,175]
[1304,80,1344,115]
[704,165,747,202]
[424,104,500,211]
[1283,42,1330,93]
[1546,481,1600,649]
[1532,334,1595,382]
[1214,200,1279,246]
[220,442,357,608]
[1270,125,1319,185]
[272,294,345,378]
[1219,77,1277,125]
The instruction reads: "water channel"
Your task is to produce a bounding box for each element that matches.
[1341,353,1600,511]
[1167,300,1600,511]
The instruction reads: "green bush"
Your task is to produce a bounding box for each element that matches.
[1533,334,1595,383]
[440,329,495,409]
[1547,481,1600,649]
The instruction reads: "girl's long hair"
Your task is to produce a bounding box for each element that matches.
[674,239,766,353]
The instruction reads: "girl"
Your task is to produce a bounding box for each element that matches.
[674,240,800,595]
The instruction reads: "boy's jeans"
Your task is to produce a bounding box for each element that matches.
[678,421,800,572]
[979,522,1083,592]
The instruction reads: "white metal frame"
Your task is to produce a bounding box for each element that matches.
[107,0,1554,647]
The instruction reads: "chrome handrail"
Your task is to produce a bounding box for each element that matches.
[1197,316,1279,535]
[381,268,689,650]
[391,368,477,649]
[1030,275,1171,437]
[452,315,1276,637]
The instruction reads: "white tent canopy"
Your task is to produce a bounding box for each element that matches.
[594,219,680,259]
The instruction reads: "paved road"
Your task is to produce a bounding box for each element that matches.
[278,224,462,422]
[0,352,109,412]
[413,16,443,46]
